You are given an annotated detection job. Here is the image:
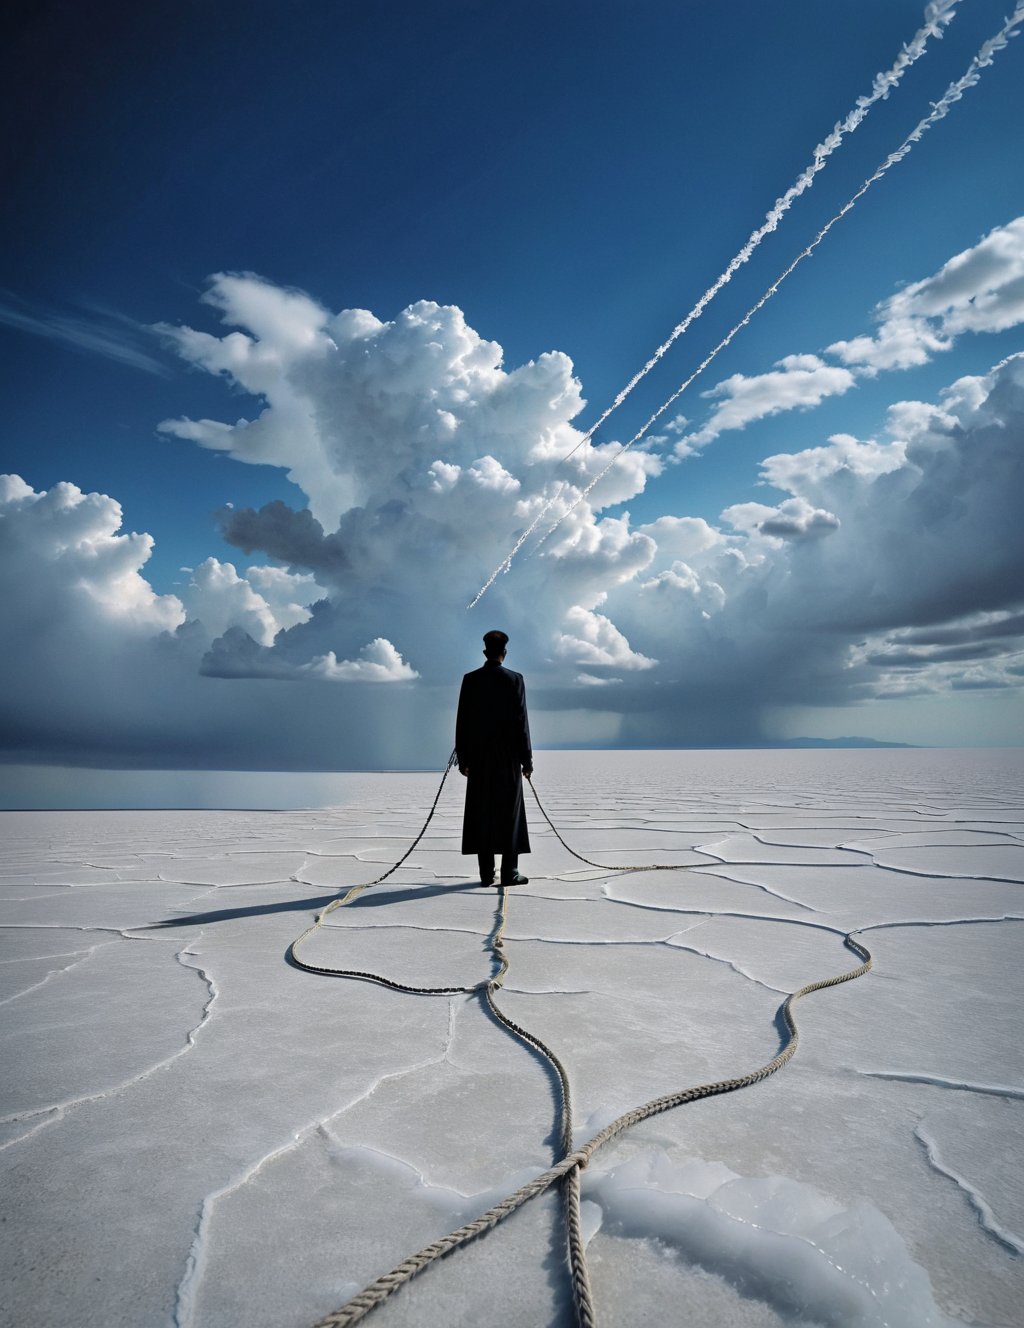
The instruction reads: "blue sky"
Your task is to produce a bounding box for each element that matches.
[1,0,1023,774]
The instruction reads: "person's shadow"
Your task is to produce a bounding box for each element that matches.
[146,879,483,931]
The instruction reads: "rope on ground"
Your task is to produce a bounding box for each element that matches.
[292,760,873,1328]
[288,753,591,1320]
[288,750,472,993]
[313,932,872,1328]
[526,773,704,873]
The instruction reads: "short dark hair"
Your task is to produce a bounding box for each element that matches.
[483,629,509,658]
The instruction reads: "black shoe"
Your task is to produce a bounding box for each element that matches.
[480,872,495,886]
[501,871,529,886]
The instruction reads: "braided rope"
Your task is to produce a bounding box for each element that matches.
[562,1164,596,1328]
[287,752,593,1318]
[314,933,872,1328]
[293,760,873,1328]
[526,773,704,873]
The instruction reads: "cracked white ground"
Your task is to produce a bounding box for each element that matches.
[2,747,1022,1328]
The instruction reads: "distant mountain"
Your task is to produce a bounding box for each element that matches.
[761,737,917,749]
[538,737,918,750]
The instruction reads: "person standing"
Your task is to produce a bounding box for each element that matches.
[455,630,532,886]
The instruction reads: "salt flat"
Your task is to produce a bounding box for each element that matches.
[2,748,1023,1328]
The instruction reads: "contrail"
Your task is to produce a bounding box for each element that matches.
[467,1,961,608]
[474,2,1024,596]
[562,0,961,464]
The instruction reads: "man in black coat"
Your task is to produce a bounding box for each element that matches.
[456,630,532,886]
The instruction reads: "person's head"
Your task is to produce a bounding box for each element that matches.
[483,629,509,661]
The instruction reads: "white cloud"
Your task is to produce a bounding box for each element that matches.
[637,560,726,614]
[673,219,1024,458]
[828,217,1024,373]
[769,354,1024,640]
[428,460,460,491]
[157,287,591,557]
[4,243,1024,767]
[199,630,418,682]
[599,350,1024,740]
[826,317,950,374]
[554,606,656,671]
[678,355,856,450]
[156,277,662,685]
[0,474,430,767]
[0,477,184,634]
[543,513,656,600]
[243,564,319,629]
[891,216,1024,336]
[468,455,520,492]
[722,497,840,541]
[846,606,1024,700]
[299,639,418,682]
[182,558,314,646]
[666,219,1024,456]
[636,515,725,562]
[891,609,1024,648]
[759,434,906,494]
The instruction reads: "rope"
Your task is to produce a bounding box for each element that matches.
[313,933,872,1328]
[526,773,697,873]
[288,750,470,993]
[289,752,593,1320]
[292,761,873,1328]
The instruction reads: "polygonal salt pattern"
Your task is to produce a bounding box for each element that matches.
[2,747,1023,1328]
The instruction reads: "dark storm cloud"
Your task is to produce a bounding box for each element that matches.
[759,507,841,539]
[220,501,349,576]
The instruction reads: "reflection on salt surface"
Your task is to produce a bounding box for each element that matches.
[1,748,1022,1327]
[586,1149,951,1326]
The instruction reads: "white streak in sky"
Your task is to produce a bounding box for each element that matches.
[466,481,568,607]
[466,1,961,607]
[566,0,961,462]
[0,298,169,376]
[524,3,1024,564]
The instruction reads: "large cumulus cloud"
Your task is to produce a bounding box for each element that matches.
[159,280,660,687]
[601,353,1024,740]
[0,478,432,768]
[828,216,1024,373]
[2,230,1023,767]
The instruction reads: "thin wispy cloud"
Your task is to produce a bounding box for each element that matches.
[0,295,169,376]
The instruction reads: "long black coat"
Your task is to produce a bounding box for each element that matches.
[455,660,532,855]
